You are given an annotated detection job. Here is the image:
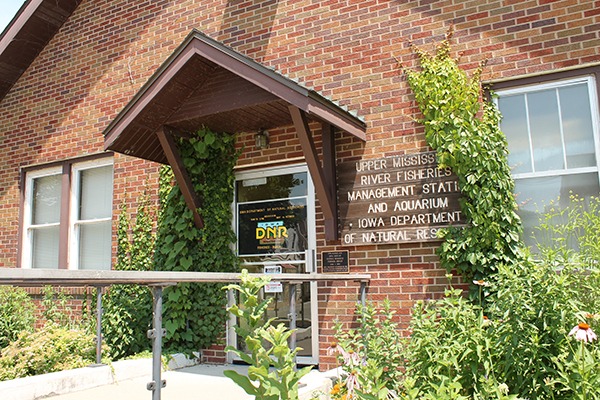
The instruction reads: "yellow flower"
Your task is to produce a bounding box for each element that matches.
[331,382,341,395]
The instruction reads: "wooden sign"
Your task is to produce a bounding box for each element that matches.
[338,151,465,246]
[322,251,349,273]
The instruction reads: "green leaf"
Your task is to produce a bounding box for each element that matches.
[223,370,259,396]
[204,131,215,145]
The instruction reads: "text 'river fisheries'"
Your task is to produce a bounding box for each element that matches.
[337,151,465,246]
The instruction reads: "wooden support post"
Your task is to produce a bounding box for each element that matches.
[321,122,339,241]
[156,127,204,229]
[289,106,337,241]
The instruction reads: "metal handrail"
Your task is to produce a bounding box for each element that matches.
[0,268,370,286]
[0,268,370,400]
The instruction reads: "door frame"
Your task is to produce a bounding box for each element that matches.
[228,163,319,365]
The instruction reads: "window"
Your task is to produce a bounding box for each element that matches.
[21,156,114,269]
[495,74,600,247]
[235,170,309,258]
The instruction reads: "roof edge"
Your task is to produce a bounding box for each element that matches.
[0,0,84,102]
[104,29,366,149]
[103,30,199,147]
[0,0,43,54]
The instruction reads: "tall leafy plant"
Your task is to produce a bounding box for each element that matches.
[223,270,312,400]
[402,29,525,284]
[155,127,238,353]
[332,300,405,399]
[102,196,154,360]
[0,286,34,349]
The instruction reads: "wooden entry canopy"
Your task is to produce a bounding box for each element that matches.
[103,30,366,241]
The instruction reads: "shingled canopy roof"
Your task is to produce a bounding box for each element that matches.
[104,30,367,240]
[103,29,366,164]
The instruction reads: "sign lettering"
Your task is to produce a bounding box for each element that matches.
[338,151,465,245]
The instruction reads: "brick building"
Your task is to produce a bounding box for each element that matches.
[0,0,598,369]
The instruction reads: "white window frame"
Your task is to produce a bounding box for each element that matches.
[21,156,114,270]
[21,166,62,270]
[495,75,600,183]
[69,158,114,270]
[495,74,600,250]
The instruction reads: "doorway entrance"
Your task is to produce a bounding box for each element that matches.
[230,164,318,364]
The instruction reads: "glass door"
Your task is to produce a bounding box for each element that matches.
[229,164,318,365]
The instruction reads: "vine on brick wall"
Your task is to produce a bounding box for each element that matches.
[155,127,239,353]
[401,30,525,285]
[102,196,154,359]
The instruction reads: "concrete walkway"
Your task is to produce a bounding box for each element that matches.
[44,364,254,400]
[0,359,333,400]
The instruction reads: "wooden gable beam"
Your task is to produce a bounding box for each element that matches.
[156,127,204,229]
[289,105,338,241]
[321,122,339,241]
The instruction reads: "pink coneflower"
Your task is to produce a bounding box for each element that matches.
[327,341,343,356]
[343,349,361,366]
[346,370,360,395]
[473,279,491,287]
[569,322,598,343]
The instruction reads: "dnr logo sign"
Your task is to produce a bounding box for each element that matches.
[256,221,288,240]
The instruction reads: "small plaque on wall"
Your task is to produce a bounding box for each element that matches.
[322,251,349,274]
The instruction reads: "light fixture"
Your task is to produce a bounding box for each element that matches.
[255,129,269,150]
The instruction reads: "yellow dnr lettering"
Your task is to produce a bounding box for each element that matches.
[256,226,288,239]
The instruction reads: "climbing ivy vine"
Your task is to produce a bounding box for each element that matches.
[155,127,239,353]
[402,31,525,284]
[102,196,154,359]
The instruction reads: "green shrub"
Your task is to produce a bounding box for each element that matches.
[332,259,600,399]
[0,323,96,381]
[0,286,35,349]
[485,194,600,399]
[403,285,515,399]
[102,285,152,360]
[487,261,598,399]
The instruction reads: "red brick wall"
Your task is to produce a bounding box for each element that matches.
[1,0,598,370]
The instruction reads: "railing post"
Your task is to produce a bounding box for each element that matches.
[289,283,297,368]
[226,288,236,364]
[147,285,168,400]
[95,286,104,365]
[360,281,367,307]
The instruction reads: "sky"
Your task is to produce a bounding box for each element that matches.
[0,0,26,34]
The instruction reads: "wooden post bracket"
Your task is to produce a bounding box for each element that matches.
[156,127,204,229]
[289,106,339,241]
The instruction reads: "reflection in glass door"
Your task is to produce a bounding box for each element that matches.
[230,165,318,365]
